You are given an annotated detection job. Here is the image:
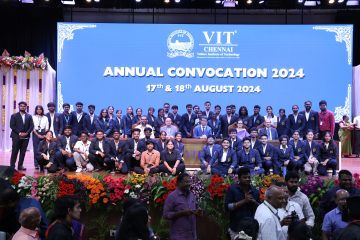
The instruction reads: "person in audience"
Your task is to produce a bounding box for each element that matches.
[12,207,41,240]
[231,119,250,141]
[318,100,335,139]
[303,129,320,175]
[55,126,78,171]
[70,102,87,137]
[288,104,306,138]
[319,131,338,176]
[163,172,200,240]
[146,107,156,128]
[132,108,143,125]
[31,105,49,170]
[137,127,156,152]
[174,132,185,157]
[208,112,221,139]
[276,135,295,176]
[249,127,261,150]
[257,134,277,175]
[181,104,196,138]
[237,137,264,175]
[225,167,260,240]
[154,108,166,137]
[259,118,278,140]
[277,182,304,240]
[169,105,182,128]
[135,141,160,174]
[156,131,167,152]
[238,106,250,128]
[285,171,315,228]
[265,105,277,128]
[322,189,349,240]
[134,115,155,139]
[108,129,128,174]
[163,102,171,118]
[319,169,360,218]
[107,105,115,120]
[113,109,124,137]
[207,138,238,176]
[230,104,238,119]
[300,100,319,138]
[59,103,73,136]
[353,114,360,157]
[230,217,259,240]
[46,196,81,240]
[254,185,286,240]
[288,221,313,240]
[202,101,213,119]
[124,128,143,172]
[73,131,94,173]
[160,117,178,139]
[220,105,238,138]
[228,128,243,152]
[37,130,58,173]
[193,117,212,139]
[289,130,306,171]
[46,102,60,138]
[214,105,221,120]
[95,108,114,138]
[83,104,97,138]
[277,108,289,137]
[160,139,185,175]
[338,114,354,157]
[123,106,134,138]
[88,129,111,172]
[248,105,264,130]
[199,135,221,172]
[336,195,360,240]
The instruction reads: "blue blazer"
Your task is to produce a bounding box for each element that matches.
[319,141,338,161]
[220,114,238,138]
[289,139,306,163]
[83,114,98,135]
[303,141,320,160]
[56,135,78,152]
[45,112,60,136]
[237,148,262,168]
[108,139,126,161]
[259,127,279,140]
[193,125,212,139]
[59,112,73,135]
[287,114,306,137]
[200,144,221,164]
[210,148,238,168]
[208,119,221,138]
[256,144,276,161]
[299,110,319,136]
[10,112,34,138]
[201,110,214,120]
[180,113,197,136]
[70,111,88,137]
[168,113,182,128]
[122,114,134,136]
[95,118,114,136]
[146,114,156,128]
[276,145,295,165]
[250,139,261,150]
[112,117,123,134]
[277,116,289,137]
[248,114,265,129]
[36,140,57,162]
[89,138,111,157]
[229,137,243,152]
[174,141,185,157]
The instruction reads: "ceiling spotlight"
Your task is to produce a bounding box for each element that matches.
[223,0,238,7]
[216,0,221,3]
[94,0,100,2]
[338,0,345,2]
[19,0,34,3]
[61,0,75,4]
[175,0,181,2]
[164,0,170,3]
[135,0,141,2]
[259,0,264,3]
[328,0,335,3]
[298,0,304,3]
[246,0,252,4]
[86,0,91,2]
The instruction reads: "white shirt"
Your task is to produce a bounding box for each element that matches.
[49,113,55,134]
[32,115,49,132]
[76,112,83,122]
[209,146,213,157]
[293,114,298,123]
[74,140,91,154]
[255,201,286,240]
[354,115,360,129]
[221,150,228,162]
[262,144,267,154]
[99,140,104,152]
[90,114,95,125]
[134,140,138,154]
[134,124,155,139]
[227,115,232,124]
[65,137,71,153]
[305,111,310,121]
[278,201,305,239]
[20,112,26,124]
[266,115,278,127]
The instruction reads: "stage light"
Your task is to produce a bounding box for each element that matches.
[94,0,100,2]
[338,0,344,2]
[259,0,264,3]
[135,0,141,2]
[19,0,34,3]
[61,0,75,4]
[328,0,335,4]
[246,0,252,4]
[298,0,304,3]
[347,0,359,5]
[86,0,91,2]
[223,0,238,7]
[175,0,181,2]
[164,0,170,3]
[215,0,221,3]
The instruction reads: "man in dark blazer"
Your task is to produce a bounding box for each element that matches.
[83,104,97,138]
[70,102,88,137]
[199,135,221,171]
[248,105,265,130]
[289,130,306,171]
[300,100,319,138]
[208,113,221,139]
[45,102,60,137]
[36,131,58,173]
[155,131,167,153]
[88,129,112,171]
[168,105,182,129]
[249,128,261,150]
[288,104,306,138]
[10,101,34,170]
[180,104,197,138]
[123,128,143,171]
[123,106,134,138]
[208,138,238,176]
[220,106,238,138]
[259,119,279,140]
[257,134,277,175]
[202,101,214,120]
[237,137,264,175]
[55,126,78,171]
[59,103,73,136]
[228,128,243,152]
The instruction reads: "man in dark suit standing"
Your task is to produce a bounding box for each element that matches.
[45,102,60,138]
[202,101,213,120]
[168,105,182,128]
[180,104,196,138]
[288,104,306,138]
[70,102,87,137]
[59,103,73,136]
[10,101,34,170]
[83,104,97,138]
[300,100,319,138]
[248,105,264,130]
[220,106,238,138]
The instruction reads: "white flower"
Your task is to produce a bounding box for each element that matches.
[124,189,129,194]
[135,184,141,189]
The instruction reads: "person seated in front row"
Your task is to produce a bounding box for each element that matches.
[237,137,264,176]
[174,132,185,157]
[230,119,250,141]
[249,127,261,150]
[199,135,221,172]
[88,129,112,172]
[108,129,128,174]
[159,139,185,175]
[289,130,306,171]
[155,131,167,152]
[193,117,212,139]
[276,135,295,176]
[123,128,143,172]
[134,115,155,139]
[304,129,320,176]
[257,134,277,175]
[160,118,178,140]
[73,131,94,173]
[37,130,58,173]
[228,128,243,152]
[207,138,238,176]
[259,118,278,140]
[138,127,157,152]
[208,113,221,139]
[319,131,338,176]
[135,141,160,175]
[95,108,114,138]
[55,126,78,171]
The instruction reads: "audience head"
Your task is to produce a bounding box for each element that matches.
[99,108,108,119]
[323,131,332,142]
[292,130,300,140]
[132,128,141,140]
[63,126,72,136]
[242,137,251,149]
[165,117,172,126]
[118,203,150,240]
[144,127,152,138]
[292,104,299,114]
[200,117,208,126]
[275,182,288,206]
[214,105,221,115]
[193,105,200,113]
[229,128,237,138]
[264,118,271,127]
[253,105,261,114]
[107,106,114,115]
[135,108,142,116]
[127,106,133,115]
[226,105,232,115]
[95,130,105,140]
[75,102,83,112]
[148,107,155,115]
[159,131,167,140]
[53,196,81,222]
[186,104,193,112]
[207,135,215,145]
[146,140,155,151]
[335,189,349,211]
[158,108,164,117]
[0,180,20,209]
[34,105,44,116]
[175,132,182,142]
[204,101,211,111]
[285,171,300,194]
[222,138,230,149]
[346,195,360,220]
[239,106,248,117]
[177,172,191,192]
[238,167,251,187]
[44,130,53,141]
[18,207,41,230]
[288,221,312,240]
[116,109,122,118]
[279,108,286,117]
[264,185,285,209]
[250,128,258,138]
[230,104,236,114]
[140,115,148,125]
[259,134,268,145]
[171,105,178,114]
[62,103,70,112]
[319,100,327,111]
[342,115,349,122]
[304,100,312,111]
[306,129,314,141]
[166,139,175,151]
[234,217,259,240]
[338,170,353,190]
[237,119,244,128]
[266,106,274,117]
[112,130,120,140]
[163,102,170,112]
[88,104,95,114]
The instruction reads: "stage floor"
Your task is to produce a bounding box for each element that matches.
[0,151,359,177]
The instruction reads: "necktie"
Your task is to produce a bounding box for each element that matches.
[267,128,270,139]
[202,127,205,135]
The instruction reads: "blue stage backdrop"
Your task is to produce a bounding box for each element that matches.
[57,23,353,121]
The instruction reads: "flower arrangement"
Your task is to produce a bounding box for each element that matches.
[0,53,48,70]
[17,176,36,197]
[103,175,130,205]
[207,175,230,199]
[300,176,333,206]
[252,174,284,201]
[10,172,25,186]
[33,176,57,210]
[189,173,206,203]
[151,176,177,206]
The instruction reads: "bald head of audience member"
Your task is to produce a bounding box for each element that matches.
[165,118,172,126]
[265,185,286,209]
[335,189,349,212]
[19,207,41,230]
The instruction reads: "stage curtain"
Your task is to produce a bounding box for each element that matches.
[0,65,56,151]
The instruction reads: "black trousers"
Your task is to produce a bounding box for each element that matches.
[124,153,141,171]
[134,166,160,174]
[10,136,29,168]
[37,156,58,173]
[88,153,111,170]
[159,162,185,175]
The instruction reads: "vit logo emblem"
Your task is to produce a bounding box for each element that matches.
[203,31,237,45]
[167,30,194,58]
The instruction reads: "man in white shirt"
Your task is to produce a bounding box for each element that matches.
[134,116,155,139]
[354,115,360,157]
[255,185,287,240]
[45,102,60,137]
[73,131,94,173]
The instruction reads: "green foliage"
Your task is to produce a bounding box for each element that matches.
[87,213,115,240]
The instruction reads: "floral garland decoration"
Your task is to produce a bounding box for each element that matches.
[0,50,48,71]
